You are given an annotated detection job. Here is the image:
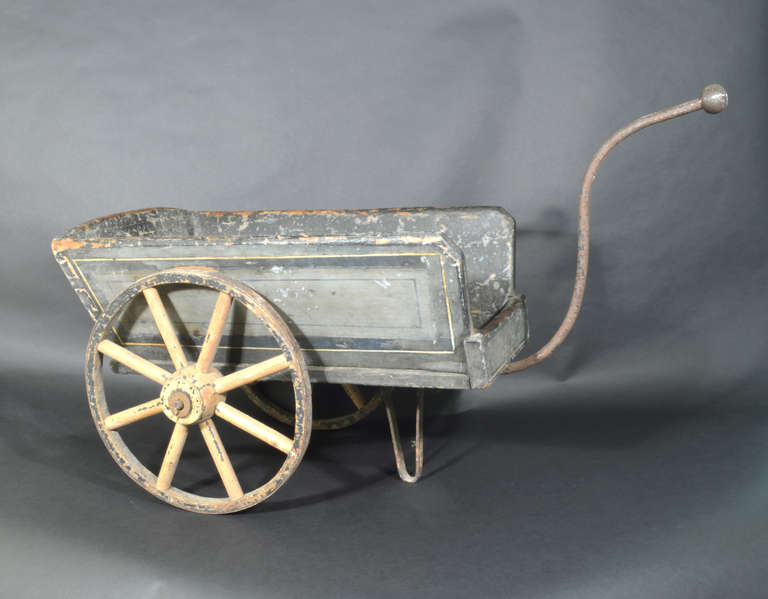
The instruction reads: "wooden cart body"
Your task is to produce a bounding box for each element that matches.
[53,207,528,390]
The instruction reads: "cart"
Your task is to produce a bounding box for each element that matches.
[52,85,728,513]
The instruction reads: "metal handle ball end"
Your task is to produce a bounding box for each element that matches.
[701,84,728,114]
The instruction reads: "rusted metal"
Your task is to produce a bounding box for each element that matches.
[168,391,192,418]
[384,390,424,483]
[504,84,728,373]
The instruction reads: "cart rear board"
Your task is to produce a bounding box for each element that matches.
[53,207,529,389]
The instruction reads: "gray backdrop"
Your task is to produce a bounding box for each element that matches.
[1,1,766,598]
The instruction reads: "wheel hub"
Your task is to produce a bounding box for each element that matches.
[160,365,224,425]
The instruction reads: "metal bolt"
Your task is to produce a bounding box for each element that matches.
[168,391,191,418]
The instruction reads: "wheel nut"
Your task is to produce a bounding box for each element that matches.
[168,391,192,418]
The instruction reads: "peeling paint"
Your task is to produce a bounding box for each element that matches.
[51,238,87,252]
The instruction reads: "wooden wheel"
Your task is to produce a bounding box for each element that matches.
[85,267,311,514]
[244,383,386,431]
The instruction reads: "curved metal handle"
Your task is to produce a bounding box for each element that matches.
[505,84,728,374]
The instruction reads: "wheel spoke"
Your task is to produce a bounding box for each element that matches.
[98,340,171,385]
[156,422,188,491]
[104,398,163,430]
[143,287,188,370]
[213,355,290,394]
[197,292,232,373]
[216,402,293,455]
[342,384,366,409]
[199,419,243,499]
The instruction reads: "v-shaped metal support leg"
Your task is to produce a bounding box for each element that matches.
[384,389,424,483]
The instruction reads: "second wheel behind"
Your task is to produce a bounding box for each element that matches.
[244,383,387,431]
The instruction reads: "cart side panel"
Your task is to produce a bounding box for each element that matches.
[58,206,517,329]
[54,235,475,388]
